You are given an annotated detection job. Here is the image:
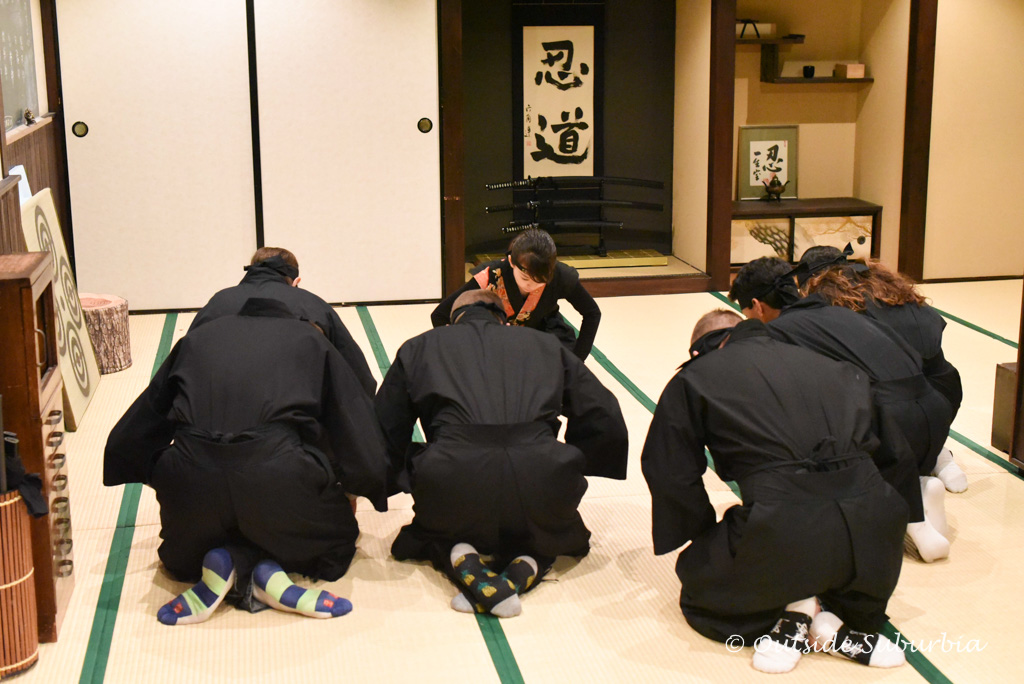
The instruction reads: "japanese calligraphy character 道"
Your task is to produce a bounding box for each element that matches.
[531,108,590,164]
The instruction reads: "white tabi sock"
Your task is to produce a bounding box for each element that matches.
[905,520,950,563]
[810,612,905,668]
[932,447,968,493]
[752,610,813,674]
[921,476,949,537]
[785,597,820,619]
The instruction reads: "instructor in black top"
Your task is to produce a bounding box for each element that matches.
[430,229,601,361]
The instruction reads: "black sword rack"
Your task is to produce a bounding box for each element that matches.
[484,176,664,256]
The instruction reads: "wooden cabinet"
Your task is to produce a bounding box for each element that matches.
[0,252,74,643]
[731,197,882,265]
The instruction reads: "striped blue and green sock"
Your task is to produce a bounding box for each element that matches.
[252,560,352,619]
[157,548,236,626]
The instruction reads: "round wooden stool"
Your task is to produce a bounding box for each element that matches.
[79,294,132,374]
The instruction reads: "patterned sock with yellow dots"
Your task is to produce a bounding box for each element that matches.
[500,556,539,595]
[449,543,519,615]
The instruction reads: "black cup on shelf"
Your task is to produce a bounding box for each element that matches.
[803,65,815,78]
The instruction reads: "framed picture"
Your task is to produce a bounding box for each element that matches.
[512,4,604,180]
[737,125,798,200]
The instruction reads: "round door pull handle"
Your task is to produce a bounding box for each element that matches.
[417,118,433,133]
[72,121,89,137]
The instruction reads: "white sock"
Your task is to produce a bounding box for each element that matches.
[905,521,950,563]
[752,610,813,674]
[868,635,908,667]
[785,597,819,618]
[752,638,803,674]
[921,476,949,537]
[810,612,905,668]
[932,447,968,493]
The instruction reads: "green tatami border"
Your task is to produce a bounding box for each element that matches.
[562,312,952,684]
[80,313,177,684]
[931,307,1017,350]
[356,306,523,684]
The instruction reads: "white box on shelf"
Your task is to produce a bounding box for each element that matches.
[736,22,776,39]
[833,63,866,79]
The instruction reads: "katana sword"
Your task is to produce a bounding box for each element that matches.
[485,199,664,214]
[486,175,664,190]
[501,220,625,235]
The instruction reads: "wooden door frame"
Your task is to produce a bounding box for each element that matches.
[1012,278,1024,469]
[898,0,937,281]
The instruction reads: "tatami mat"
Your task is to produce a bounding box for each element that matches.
[919,280,1021,343]
[14,281,1023,683]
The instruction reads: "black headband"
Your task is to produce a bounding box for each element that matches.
[731,273,800,311]
[450,300,507,324]
[245,255,299,281]
[791,243,868,286]
[687,326,734,361]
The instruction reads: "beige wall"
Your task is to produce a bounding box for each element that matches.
[855,0,909,266]
[737,0,863,125]
[924,0,1024,279]
[672,0,711,271]
[800,123,856,197]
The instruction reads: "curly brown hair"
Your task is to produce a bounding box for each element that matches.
[861,261,928,307]
[804,260,926,312]
[803,267,868,311]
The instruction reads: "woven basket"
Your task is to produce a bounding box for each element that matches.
[0,492,39,679]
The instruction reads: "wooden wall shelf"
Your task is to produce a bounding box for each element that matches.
[745,34,872,85]
[736,35,804,46]
[767,76,875,84]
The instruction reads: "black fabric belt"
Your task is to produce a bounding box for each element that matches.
[872,374,931,404]
[737,456,880,505]
[173,422,301,460]
[432,421,555,447]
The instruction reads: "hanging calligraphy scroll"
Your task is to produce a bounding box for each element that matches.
[513,5,604,180]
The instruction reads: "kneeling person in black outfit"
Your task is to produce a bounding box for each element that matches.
[104,298,389,625]
[642,309,908,673]
[378,290,627,617]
